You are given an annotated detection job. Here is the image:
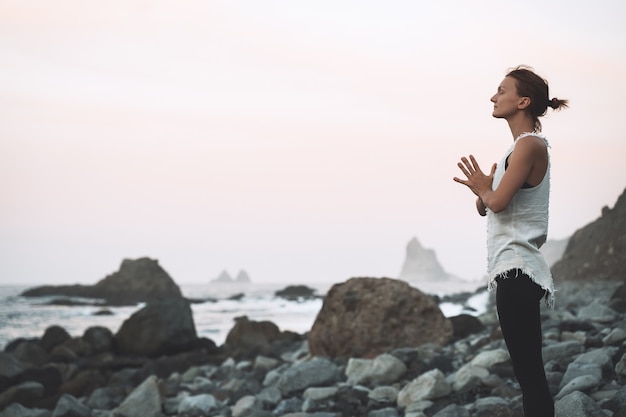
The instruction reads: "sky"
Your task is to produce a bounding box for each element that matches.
[1,0,625,286]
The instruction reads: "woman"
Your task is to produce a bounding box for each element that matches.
[453,66,568,417]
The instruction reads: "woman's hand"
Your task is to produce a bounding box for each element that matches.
[453,155,496,199]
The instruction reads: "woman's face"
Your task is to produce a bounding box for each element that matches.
[490,76,523,119]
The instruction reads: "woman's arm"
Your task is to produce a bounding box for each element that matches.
[476,197,487,216]
[454,136,548,213]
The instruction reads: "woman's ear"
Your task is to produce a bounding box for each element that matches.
[518,97,531,110]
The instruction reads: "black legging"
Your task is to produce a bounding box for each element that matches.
[496,270,554,417]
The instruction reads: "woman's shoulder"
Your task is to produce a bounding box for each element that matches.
[514,132,550,149]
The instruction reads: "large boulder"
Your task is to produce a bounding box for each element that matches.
[308,277,453,358]
[552,187,626,282]
[22,258,183,304]
[114,298,198,357]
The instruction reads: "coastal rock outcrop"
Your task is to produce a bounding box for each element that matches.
[552,187,626,282]
[308,277,453,358]
[398,237,450,282]
[21,257,182,304]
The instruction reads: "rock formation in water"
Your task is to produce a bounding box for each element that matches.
[21,258,182,304]
[398,237,450,282]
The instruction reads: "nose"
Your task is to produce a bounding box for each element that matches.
[490,94,497,103]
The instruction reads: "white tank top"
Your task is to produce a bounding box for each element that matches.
[486,132,555,307]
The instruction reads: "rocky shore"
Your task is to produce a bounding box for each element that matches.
[2,187,624,416]
[1,278,626,417]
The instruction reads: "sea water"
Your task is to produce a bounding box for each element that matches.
[0,280,487,350]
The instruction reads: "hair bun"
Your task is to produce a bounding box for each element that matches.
[547,98,556,109]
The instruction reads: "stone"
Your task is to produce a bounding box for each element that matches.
[52,394,91,417]
[397,369,451,407]
[40,326,71,353]
[0,403,50,417]
[541,340,584,363]
[472,396,511,417]
[276,357,340,395]
[554,390,606,417]
[560,362,602,390]
[0,381,44,410]
[451,363,489,393]
[12,341,49,367]
[368,407,399,417]
[368,386,399,404]
[432,404,470,417]
[449,314,486,340]
[86,386,124,410]
[0,352,26,379]
[303,387,338,401]
[469,348,510,368]
[556,374,602,400]
[83,326,113,353]
[113,375,161,417]
[345,353,407,385]
[178,394,219,416]
[224,316,283,359]
[22,257,183,304]
[275,285,317,300]
[309,277,453,358]
[232,395,260,417]
[603,327,626,345]
[114,298,197,357]
[577,300,618,322]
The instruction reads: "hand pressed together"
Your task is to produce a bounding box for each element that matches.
[453,155,497,198]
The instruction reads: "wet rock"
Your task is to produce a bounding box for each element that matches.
[114,298,197,357]
[178,393,219,417]
[82,326,113,354]
[40,326,71,353]
[275,285,318,301]
[397,369,451,406]
[449,314,486,340]
[0,381,44,410]
[554,390,606,417]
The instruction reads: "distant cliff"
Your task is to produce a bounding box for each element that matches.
[552,187,626,281]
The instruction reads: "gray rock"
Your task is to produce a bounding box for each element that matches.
[368,386,399,404]
[274,397,304,415]
[52,394,91,417]
[603,327,626,345]
[473,396,511,417]
[276,357,340,395]
[577,300,618,323]
[554,390,606,417]
[0,403,51,417]
[560,362,602,389]
[113,375,161,417]
[83,326,113,353]
[114,298,197,357]
[257,386,282,407]
[397,369,451,407]
[0,352,25,378]
[178,394,219,417]
[451,363,489,393]
[303,387,338,401]
[469,348,510,368]
[86,386,123,410]
[556,374,602,400]
[542,340,584,363]
[368,407,399,417]
[432,404,469,417]
[345,353,407,385]
[12,341,49,367]
[0,381,44,410]
[232,395,260,417]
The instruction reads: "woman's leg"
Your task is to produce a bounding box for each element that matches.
[496,271,554,417]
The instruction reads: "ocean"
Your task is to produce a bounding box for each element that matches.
[0,280,488,350]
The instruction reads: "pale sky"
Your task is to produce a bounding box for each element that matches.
[1,1,625,286]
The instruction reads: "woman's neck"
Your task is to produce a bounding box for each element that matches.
[506,114,535,141]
